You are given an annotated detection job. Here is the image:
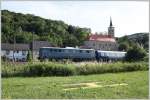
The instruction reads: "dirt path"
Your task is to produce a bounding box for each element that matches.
[63,82,128,91]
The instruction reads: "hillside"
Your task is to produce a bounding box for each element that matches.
[117,33,149,51]
[2,10,91,47]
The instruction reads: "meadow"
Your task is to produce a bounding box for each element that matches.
[2,71,148,99]
[2,61,149,99]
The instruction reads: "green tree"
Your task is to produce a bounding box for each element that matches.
[118,42,129,51]
[27,50,32,62]
[1,10,91,47]
[125,44,147,62]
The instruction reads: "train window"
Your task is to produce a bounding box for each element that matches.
[109,53,112,57]
[111,53,114,57]
[54,49,57,52]
[86,50,90,53]
[108,53,110,57]
[101,52,104,56]
[68,50,71,52]
[106,53,109,56]
[49,49,52,52]
[104,53,107,56]
[64,49,68,53]
[58,49,61,52]
[118,54,120,57]
[79,50,83,53]
[72,50,75,53]
[61,49,64,52]
[121,53,125,57]
[79,50,82,53]
[114,53,117,57]
[117,53,119,57]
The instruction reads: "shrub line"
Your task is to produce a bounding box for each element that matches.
[2,62,148,77]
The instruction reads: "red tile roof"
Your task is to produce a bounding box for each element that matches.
[88,34,116,42]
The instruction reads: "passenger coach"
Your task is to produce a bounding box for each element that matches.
[95,50,126,62]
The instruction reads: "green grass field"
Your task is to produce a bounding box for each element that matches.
[2,71,149,99]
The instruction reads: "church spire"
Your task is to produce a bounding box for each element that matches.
[110,17,113,27]
[108,17,115,37]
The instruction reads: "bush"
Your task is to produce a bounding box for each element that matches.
[76,62,148,75]
[25,63,76,76]
[125,44,147,62]
[2,61,148,77]
[118,42,129,51]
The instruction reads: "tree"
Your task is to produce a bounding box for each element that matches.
[27,50,32,62]
[118,42,129,51]
[1,10,91,47]
[117,33,149,53]
[125,44,147,62]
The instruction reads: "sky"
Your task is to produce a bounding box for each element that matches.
[1,1,149,37]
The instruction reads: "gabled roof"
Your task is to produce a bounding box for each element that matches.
[1,43,30,50]
[88,34,116,42]
[31,41,52,50]
[2,41,52,51]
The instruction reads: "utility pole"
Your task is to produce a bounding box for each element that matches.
[13,23,16,63]
[13,32,15,63]
[32,31,34,63]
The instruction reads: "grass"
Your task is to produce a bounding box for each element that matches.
[2,71,149,99]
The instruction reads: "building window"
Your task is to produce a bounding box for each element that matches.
[93,43,95,46]
[22,51,26,56]
[22,58,25,61]
[17,50,19,53]
[6,50,10,55]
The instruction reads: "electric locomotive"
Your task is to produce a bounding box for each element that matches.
[39,47,126,62]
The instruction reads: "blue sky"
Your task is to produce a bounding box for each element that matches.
[2,1,149,37]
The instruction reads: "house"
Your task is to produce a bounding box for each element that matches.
[1,41,52,61]
[31,41,52,60]
[84,34,118,51]
[1,43,29,61]
[83,18,118,51]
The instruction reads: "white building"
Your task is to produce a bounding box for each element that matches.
[83,18,118,51]
[1,43,29,61]
[1,41,52,61]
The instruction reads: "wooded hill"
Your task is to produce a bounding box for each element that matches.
[2,10,91,47]
[2,10,149,50]
[117,33,149,51]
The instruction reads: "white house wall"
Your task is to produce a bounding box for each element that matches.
[2,50,28,61]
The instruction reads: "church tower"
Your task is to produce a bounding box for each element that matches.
[108,17,115,37]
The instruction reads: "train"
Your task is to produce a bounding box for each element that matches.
[39,47,126,62]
